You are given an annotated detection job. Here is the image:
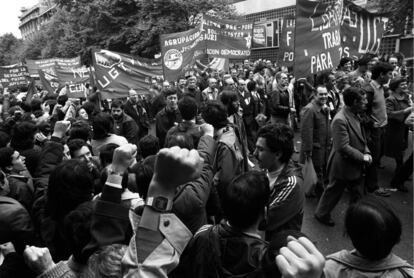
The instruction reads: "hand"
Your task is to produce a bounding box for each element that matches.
[276,236,325,278]
[363,154,372,164]
[200,123,214,137]
[152,146,203,191]
[52,120,71,138]
[0,242,15,256]
[41,102,50,114]
[23,246,55,274]
[111,144,137,174]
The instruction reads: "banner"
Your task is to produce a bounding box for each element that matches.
[92,49,163,99]
[161,15,253,81]
[340,0,387,58]
[25,57,81,77]
[55,66,91,98]
[38,69,57,94]
[278,18,295,67]
[294,0,343,78]
[0,64,29,89]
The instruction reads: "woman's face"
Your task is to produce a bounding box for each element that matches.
[79,108,88,120]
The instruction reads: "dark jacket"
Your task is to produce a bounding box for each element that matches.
[31,138,71,261]
[113,113,139,145]
[384,93,411,157]
[0,196,35,253]
[165,121,203,149]
[172,135,216,234]
[299,100,331,167]
[172,222,268,278]
[327,107,370,181]
[266,159,304,241]
[124,99,150,139]
[155,108,182,147]
[270,86,290,119]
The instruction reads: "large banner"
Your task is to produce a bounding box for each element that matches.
[278,18,295,67]
[25,57,81,77]
[161,15,253,81]
[294,0,343,78]
[55,66,91,98]
[0,64,29,89]
[341,0,387,58]
[92,49,163,99]
[252,21,279,49]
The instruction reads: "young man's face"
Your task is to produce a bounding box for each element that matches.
[11,151,26,172]
[254,137,278,171]
[354,93,368,113]
[279,73,289,87]
[389,58,398,69]
[129,91,139,104]
[379,71,393,85]
[73,146,92,163]
[166,94,178,110]
[111,107,123,120]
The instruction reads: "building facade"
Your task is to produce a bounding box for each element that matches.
[232,0,413,62]
[19,0,56,41]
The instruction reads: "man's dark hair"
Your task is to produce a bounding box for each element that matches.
[30,98,42,112]
[371,62,394,80]
[111,99,124,109]
[201,101,228,129]
[132,155,156,199]
[0,147,14,170]
[389,77,407,91]
[0,131,11,148]
[343,87,364,107]
[257,124,294,163]
[357,55,371,67]
[138,135,159,159]
[92,113,113,140]
[164,132,194,149]
[69,120,90,142]
[222,171,270,229]
[10,121,36,150]
[164,88,178,98]
[67,139,88,158]
[178,96,198,121]
[345,196,402,260]
[63,201,93,264]
[339,57,352,67]
[220,90,238,106]
[57,95,68,106]
[47,160,94,220]
[99,143,119,167]
[246,80,256,92]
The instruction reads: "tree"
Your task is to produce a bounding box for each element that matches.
[0,33,23,66]
[28,0,237,63]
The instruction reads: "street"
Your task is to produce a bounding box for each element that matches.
[297,133,414,264]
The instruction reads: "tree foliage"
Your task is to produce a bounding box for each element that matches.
[20,0,236,64]
[0,33,23,66]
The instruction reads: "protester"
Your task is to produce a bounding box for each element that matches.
[155,88,181,147]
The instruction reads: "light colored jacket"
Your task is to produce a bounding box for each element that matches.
[324,250,414,278]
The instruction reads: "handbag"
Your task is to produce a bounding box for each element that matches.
[302,157,318,195]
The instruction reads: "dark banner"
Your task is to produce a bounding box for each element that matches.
[92,49,163,99]
[55,66,91,98]
[161,15,253,81]
[38,69,58,94]
[161,27,205,82]
[26,57,81,77]
[341,0,387,58]
[294,0,343,78]
[0,64,29,89]
[278,18,295,67]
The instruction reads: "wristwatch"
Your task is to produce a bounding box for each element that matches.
[146,196,173,212]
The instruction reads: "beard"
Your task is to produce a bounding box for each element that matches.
[112,114,122,120]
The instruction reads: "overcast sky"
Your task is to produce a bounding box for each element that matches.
[0,0,39,38]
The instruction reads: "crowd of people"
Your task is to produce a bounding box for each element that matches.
[0,52,413,277]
